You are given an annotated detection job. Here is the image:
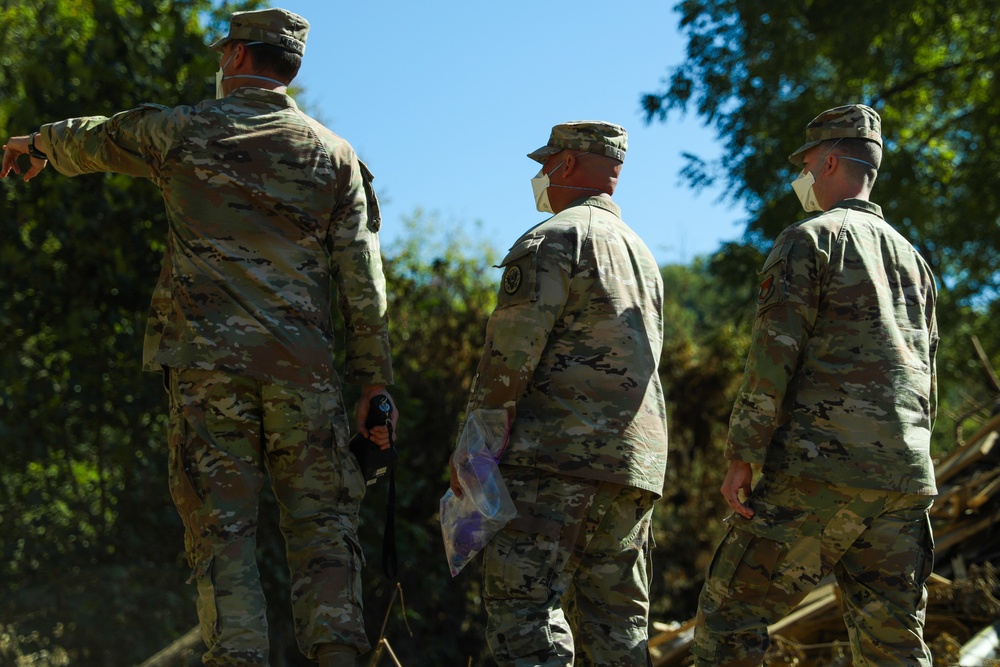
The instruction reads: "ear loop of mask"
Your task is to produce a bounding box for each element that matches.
[808,138,843,176]
[836,155,878,170]
[802,139,877,173]
[546,152,603,193]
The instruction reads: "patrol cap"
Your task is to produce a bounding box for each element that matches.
[528,121,628,164]
[209,8,309,56]
[788,104,881,167]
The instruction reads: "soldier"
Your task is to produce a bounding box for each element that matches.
[450,121,669,666]
[692,104,938,666]
[2,8,395,667]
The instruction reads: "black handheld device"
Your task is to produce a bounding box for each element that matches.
[348,394,399,577]
[349,395,396,485]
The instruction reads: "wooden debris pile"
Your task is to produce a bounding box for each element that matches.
[651,403,1000,667]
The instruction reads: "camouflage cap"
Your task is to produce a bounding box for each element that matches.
[528,121,628,164]
[209,8,309,56]
[788,104,881,166]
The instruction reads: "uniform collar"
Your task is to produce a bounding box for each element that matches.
[228,87,298,110]
[832,198,883,219]
[567,194,621,218]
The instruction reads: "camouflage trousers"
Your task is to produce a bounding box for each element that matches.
[692,470,935,667]
[483,464,656,667]
[166,368,369,666]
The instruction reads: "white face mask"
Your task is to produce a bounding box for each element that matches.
[530,160,564,213]
[791,170,822,212]
[215,49,237,99]
[215,42,286,99]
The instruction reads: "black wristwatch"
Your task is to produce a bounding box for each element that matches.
[28,132,47,160]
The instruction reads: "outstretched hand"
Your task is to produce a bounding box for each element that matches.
[2,135,48,182]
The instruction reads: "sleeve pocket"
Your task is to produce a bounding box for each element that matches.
[494,237,542,309]
[755,242,791,316]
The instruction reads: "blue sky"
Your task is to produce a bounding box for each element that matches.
[270,1,744,265]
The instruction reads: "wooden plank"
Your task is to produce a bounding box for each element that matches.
[936,417,1000,484]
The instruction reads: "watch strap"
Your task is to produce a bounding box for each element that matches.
[28,132,47,160]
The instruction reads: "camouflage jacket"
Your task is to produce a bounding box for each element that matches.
[40,87,392,391]
[465,196,668,495]
[727,199,938,495]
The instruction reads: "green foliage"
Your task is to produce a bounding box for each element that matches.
[0,0,263,665]
[642,0,1000,456]
[650,244,761,619]
[354,211,500,666]
[0,0,501,662]
[5,0,997,663]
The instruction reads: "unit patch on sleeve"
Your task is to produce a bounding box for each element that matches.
[494,237,541,309]
[502,265,522,295]
[758,274,775,304]
[755,241,790,316]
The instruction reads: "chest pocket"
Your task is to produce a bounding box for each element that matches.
[495,237,542,309]
[756,241,791,317]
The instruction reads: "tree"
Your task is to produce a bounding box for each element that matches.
[0,1,263,664]
[642,0,1000,452]
[0,0,504,662]
[650,245,761,619]
[354,212,501,666]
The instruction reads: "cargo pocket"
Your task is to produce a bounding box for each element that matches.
[338,442,367,505]
[497,624,556,660]
[345,533,366,608]
[703,505,807,611]
[166,383,207,570]
[701,525,752,612]
[484,526,555,603]
[917,509,935,586]
[690,621,721,664]
[326,384,365,504]
[192,555,220,644]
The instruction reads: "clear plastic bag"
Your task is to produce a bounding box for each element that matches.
[440,409,516,577]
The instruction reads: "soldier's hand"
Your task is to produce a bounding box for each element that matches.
[721,459,755,519]
[2,135,48,182]
[357,384,397,450]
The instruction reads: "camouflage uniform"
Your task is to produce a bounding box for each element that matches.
[693,105,938,667]
[463,121,668,666]
[38,9,391,665]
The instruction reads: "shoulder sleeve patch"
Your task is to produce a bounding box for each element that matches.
[494,237,542,309]
[756,242,791,316]
[502,264,522,295]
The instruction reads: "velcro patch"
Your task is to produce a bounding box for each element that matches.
[755,242,790,315]
[502,265,522,295]
[758,275,775,304]
[494,237,541,309]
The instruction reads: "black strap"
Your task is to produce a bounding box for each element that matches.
[381,422,398,578]
[28,132,48,160]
